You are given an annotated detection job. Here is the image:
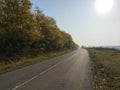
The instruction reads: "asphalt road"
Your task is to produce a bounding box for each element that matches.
[0,48,93,90]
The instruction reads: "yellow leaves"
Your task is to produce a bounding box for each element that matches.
[27,30,44,42]
[0,0,76,56]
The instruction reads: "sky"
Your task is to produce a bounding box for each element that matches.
[31,0,120,46]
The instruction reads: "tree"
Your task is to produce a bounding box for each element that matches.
[0,1,76,59]
[0,0,36,56]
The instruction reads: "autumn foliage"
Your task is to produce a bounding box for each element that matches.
[0,0,76,59]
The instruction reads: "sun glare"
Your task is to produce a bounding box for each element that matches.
[95,0,114,14]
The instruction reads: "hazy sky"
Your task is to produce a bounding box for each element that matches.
[31,0,120,46]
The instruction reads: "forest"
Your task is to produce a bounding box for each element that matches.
[0,0,76,60]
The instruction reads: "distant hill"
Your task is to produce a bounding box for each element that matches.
[96,46,120,50]
[109,46,120,50]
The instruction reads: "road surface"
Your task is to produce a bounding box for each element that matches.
[0,49,93,90]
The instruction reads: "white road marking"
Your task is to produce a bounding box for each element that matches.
[11,61,62,90]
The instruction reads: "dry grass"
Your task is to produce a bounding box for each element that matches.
[0,49,74,75]
[88,48,120,90]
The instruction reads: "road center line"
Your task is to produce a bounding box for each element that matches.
[11,61,62,90]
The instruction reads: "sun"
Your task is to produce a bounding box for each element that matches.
[95,0,114,14]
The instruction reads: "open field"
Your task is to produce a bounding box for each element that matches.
[0,49,75,75]
[88,48,120,90]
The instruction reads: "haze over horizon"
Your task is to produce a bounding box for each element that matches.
[31,0,120,46]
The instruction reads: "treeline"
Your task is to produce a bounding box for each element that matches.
[0,0,76,58]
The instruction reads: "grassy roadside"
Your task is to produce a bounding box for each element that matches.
[88,48,120,90]
[0,49,75,75]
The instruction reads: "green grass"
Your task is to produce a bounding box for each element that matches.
[0,49,75,75]
[88,48,120,90]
